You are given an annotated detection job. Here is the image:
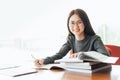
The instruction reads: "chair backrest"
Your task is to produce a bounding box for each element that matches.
[105,45,120,65]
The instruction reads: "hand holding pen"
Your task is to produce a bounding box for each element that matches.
[31,54,44,67]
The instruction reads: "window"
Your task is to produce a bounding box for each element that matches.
[0,0,120,60]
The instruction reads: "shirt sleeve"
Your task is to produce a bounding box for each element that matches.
[93,37,110,56]
[43,39,71,64]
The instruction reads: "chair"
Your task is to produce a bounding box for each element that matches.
[105,44,120,65]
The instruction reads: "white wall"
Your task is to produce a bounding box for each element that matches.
[0,0,120,60]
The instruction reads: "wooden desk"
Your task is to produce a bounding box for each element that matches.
[0,65,120,80]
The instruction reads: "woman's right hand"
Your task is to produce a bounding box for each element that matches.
[69,49,78,58]
[34,59,44,67]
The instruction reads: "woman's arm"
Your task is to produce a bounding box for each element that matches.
[43,42,71,64]
[34,42,71,66]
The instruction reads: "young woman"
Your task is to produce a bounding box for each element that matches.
[34,8,110,66]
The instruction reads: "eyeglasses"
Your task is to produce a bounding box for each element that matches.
[69,20,83,27]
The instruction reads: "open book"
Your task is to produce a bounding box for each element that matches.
[35,51,115,73]
[35,63,111,73]
[55,51,119,64]
[35,63,66,70]
[80,51,119,63]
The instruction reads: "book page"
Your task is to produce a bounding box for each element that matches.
[65,62,99,66]
[35,63,66,70]
[54,58,83,63]
[79,51,119,63]
[103,57,119,63]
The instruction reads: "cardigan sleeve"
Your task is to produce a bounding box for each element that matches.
[43,37,72,64]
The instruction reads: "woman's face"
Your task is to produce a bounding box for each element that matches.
[69,14,85,36]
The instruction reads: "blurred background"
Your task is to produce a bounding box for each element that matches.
[0,0,120,63]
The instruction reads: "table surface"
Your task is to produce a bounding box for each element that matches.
[0,65,120,80]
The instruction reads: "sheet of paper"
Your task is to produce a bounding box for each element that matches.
[0,66,38,77]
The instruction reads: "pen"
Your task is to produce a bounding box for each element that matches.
[13,71,38,77]
[31,54,36,60]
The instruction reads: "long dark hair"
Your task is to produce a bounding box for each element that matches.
[67,9,95,36]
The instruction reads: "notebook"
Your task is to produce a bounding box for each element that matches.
[0,63,21,70]
[0,66,38,77]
